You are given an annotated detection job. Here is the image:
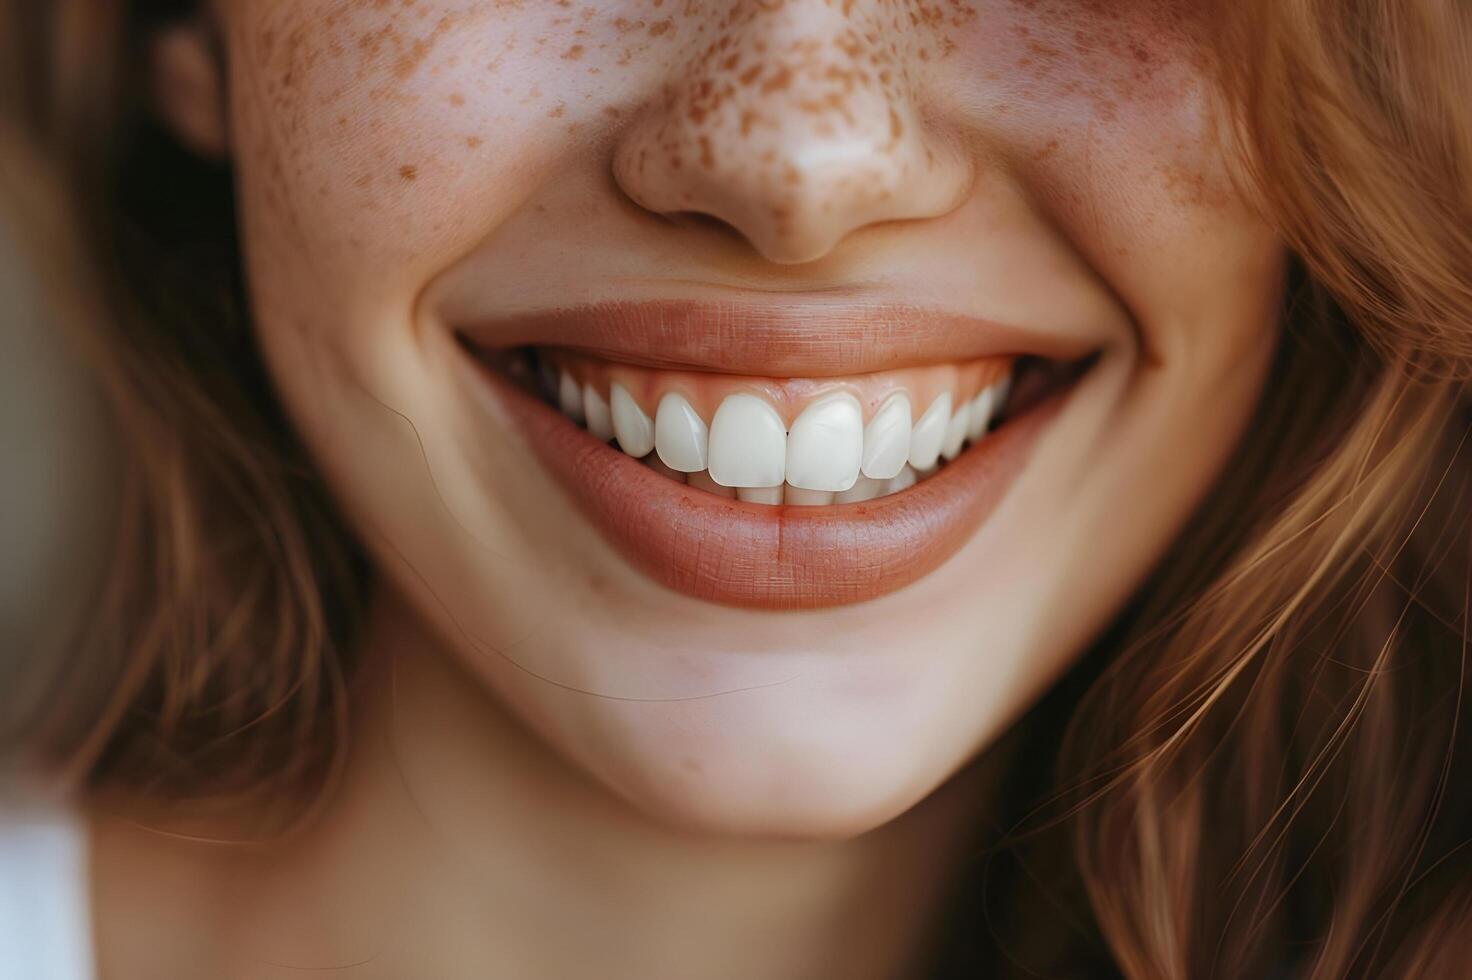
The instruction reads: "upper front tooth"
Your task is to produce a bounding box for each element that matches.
[861,393,912,480]
[654,392,709,472]
[708,394,786,488]
[908,392,951,470]
[786,393,863,492]
[941,401,970,461]
[583,384,614,442]
[966,385,996,440]
[558,371,585,423]
[610,383,655,457]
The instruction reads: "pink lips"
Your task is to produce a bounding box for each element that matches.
[477,358,1067,610]
[455,300,1098,376]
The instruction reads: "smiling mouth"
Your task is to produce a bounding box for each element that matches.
[457,302,1096,609]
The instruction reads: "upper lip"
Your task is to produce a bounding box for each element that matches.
[454,299,1102,377]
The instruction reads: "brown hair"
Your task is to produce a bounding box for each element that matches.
[2,1,1469,976]
[1,0,366,824]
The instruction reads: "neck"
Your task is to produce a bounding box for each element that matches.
[94,584,1006,979]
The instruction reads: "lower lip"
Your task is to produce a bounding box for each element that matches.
[475,359,1070,610]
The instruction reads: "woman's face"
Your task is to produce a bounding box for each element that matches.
[204,0,1281,836]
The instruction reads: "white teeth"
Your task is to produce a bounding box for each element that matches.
[786,393,863,492]
[558,371,585,423]
[785,486,836,506]
[655,392,709,472]
[708,394,787,488]
[583,384,614,442]
[610,383,655,458]
[886,465,918,495]
[645,453,687,484]
[567,367,1016,503]
[688,470,736,499]
[861,393,912,481]
[737,485,784,505]
[966,385,995,441]
[835,475,886,503]
[941,401,970,462]
[907,392,951,471]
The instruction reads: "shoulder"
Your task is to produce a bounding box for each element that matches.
[0,795,94,980]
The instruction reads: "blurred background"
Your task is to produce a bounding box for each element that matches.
[0,177,116,772]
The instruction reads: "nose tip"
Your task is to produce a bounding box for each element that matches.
[611,3,973,265]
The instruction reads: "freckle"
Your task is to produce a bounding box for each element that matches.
[548,102,565,118]
[466,135,483,148]
[449,92,465,106]
[399,164,418,181]
[760,65,792,93]
[562,44,584,60]
[354,173,372,188]
[648,19,673,37]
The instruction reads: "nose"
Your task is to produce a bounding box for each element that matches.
[612,0,974,265]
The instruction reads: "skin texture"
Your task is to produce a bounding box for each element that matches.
[97,0,1285,975]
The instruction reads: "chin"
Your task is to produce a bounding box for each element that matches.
[579,694,964,841]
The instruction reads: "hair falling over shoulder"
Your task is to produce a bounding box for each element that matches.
[1,1,1469,977]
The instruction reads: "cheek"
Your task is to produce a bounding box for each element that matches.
[961,2,1233,216]
[948,1,1272,361]
[225,0,683,322]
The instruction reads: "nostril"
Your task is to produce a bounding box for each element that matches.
[664,210,750,242]
[607,3,976,266]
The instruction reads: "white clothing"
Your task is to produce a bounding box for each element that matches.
[0,799,94,980]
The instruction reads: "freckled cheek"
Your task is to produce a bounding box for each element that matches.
[230,79,605,318]
[229,4,638,231]
[937,22,1227,211]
